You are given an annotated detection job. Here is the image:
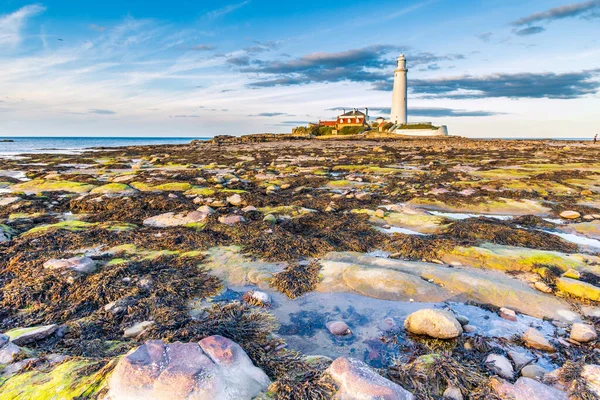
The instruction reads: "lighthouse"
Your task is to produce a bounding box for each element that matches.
[391,54,408,125]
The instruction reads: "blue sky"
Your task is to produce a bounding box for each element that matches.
[0,0,599,137]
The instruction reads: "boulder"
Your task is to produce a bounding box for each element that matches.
[43,256,97,274]
[218,215,246,225]
[560,210,581,219]
[123,321,154,338]
[105,337,270,400]
[143,211,207,227]
[521,365,546,380]
[500,307,517,321]
[226,194,243,206]
[442,385,463,400]
[6,324,58,345]
[326,357,413,400]
[522,328,554,352]
[404,309,462,339]
[570,323,597,343]
[0,334,21,364]
[508,350,534,369]
[326,321,352,336]
[491,377,567,400]
[485,354,514,379]
[581,364,600,396]
[556,277,600,301]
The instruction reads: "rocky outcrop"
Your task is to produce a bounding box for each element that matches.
[404,309,462,339]
[319,252,580,323]
[6,324,58,346]
[326,357,413,400]
[105,336,270,400]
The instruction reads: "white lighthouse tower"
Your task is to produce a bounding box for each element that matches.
[391,54,408,125]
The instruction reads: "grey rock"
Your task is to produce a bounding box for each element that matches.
[521,365,546,380]
[8,324,58,345]
[326,321,352,336]
[486,354,514,379]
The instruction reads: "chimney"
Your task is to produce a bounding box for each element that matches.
[365,107,369,121]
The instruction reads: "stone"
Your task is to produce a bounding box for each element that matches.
[105,337,270,400]
[326,357,413,400]
[443,385,463,400]
[0,335,21,364]
[143,211,207,227]
[570,323,597,343]
[463,325,476,333]
[123,321,154,338]
[521,365,546,380]
[242,206,256,212]
[7,324,58,345]
[560,210,581,219]
[375,209,386,218]
[522,328,554,352]
[556,277,600,301]
[0,197,20,206]
[326,321,351,336]
[455,315,469,326]
[218,215,246,225]
[226,193,243,206]
[263,214,277,224]
[355,192,371,201]
[248,290,271,305]
[584,215,595,221]
[404,309,462,339]
[43,256,97,274]
[562,268,581,279]
[491,377,567,400]
[508,350,534,369]
[534,281,553,293]
[581,364,600,396]
[197,205,215,214]
[0,226,11,243]
[486,354,514,379]
[500,307,517,321]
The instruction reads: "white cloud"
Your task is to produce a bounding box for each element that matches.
[0,4,46,47]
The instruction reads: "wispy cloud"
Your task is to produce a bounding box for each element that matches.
[205,0,251,20]
[0,4,46,47]
[512,0,600,26]
[191,44,215,51]
[89,109,116,115]
[513,26,546,36]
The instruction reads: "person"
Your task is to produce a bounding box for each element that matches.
[594,134,598,144]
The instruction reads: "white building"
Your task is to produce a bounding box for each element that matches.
[390,54,448,136]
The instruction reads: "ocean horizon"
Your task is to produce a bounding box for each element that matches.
[0,135,595,156]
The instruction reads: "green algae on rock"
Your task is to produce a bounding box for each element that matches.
[10,179,96,194]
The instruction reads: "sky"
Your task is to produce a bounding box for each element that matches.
[0,0,599,138]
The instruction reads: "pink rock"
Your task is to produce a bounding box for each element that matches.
[490,377,567,400]
[106,337,270,400]
[499,307,517,321]
[326,357,413,400]
[218,215,246,225]
[326,321,351,336]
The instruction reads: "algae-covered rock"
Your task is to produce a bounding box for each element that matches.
[130,181,192,192]
[6,324,58,345]
[10,179,96,194]
[443,243,590,273]
[90,183,137,195]
[408,197,551,216]
[556,277,600,301]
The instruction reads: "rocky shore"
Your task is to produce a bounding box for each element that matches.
[1,136,600,399]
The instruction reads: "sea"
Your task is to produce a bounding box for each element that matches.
[0,137,210,156]
[0,136,593,157]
